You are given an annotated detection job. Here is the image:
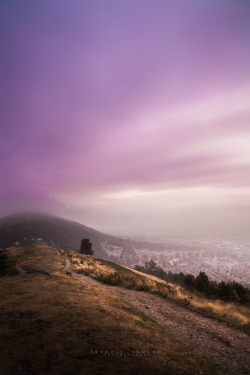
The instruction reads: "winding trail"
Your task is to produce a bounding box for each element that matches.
[16,263,26,275]
[62,255,250,375]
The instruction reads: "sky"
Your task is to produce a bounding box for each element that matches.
[1,0,250,235]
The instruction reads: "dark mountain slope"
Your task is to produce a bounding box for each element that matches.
[0,212,138,263]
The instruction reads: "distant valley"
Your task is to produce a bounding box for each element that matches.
[0,212,249,287]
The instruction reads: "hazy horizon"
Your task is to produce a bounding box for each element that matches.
[1,1,250,236]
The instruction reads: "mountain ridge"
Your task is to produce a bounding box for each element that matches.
[0,211,138,265]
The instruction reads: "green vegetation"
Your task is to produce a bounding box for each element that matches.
[134,260,250,305]
[80,238,93,255]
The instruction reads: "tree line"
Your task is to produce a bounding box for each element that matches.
[134,260,250,305]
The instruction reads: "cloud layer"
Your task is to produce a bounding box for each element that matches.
[1,1,250,234]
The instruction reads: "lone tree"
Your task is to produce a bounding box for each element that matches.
[80,238,93,255]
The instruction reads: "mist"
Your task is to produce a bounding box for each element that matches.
[1,0,250,239]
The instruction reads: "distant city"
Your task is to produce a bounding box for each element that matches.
[106,232,250,288]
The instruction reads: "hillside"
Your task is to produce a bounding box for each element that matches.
[0,212,138,265]
[0,243,249,374]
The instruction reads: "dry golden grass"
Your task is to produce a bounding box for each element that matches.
[6,244,65,274]
[0,244,225,375]
[191,298,249,324]
[174,286,250,328]
[66,250,250,331]
[64,250,176,298]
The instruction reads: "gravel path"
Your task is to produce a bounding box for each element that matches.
[63,256,250,375]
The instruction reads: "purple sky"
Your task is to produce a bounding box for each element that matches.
[1,1,250,234]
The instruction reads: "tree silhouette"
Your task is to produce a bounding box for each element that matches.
[0,251,8,276]
[184,274,196,291]
[196,271,209,293]
[80,238,93,255]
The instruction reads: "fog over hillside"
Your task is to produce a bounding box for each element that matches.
[1,212,249,287]
[1,0,250,240]
[128,232,250,288]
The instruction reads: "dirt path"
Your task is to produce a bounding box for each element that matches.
[16,263,26,275]
[63,255,250,375]
[63,258,101,287]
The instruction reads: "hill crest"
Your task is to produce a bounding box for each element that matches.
[0,211,138,265]
[1,243,249,374]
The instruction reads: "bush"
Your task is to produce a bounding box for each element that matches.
[134,261,250,305]
[97,272,121,286]
[0,251,9,277]
[196,272,210,293]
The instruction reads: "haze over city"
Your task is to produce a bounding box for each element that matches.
[1,0,250,236]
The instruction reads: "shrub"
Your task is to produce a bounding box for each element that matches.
[0,251,9,276]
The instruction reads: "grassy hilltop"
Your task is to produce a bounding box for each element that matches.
[0,244,249,375]
[65,249,250,332]
[0,212,138,265]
